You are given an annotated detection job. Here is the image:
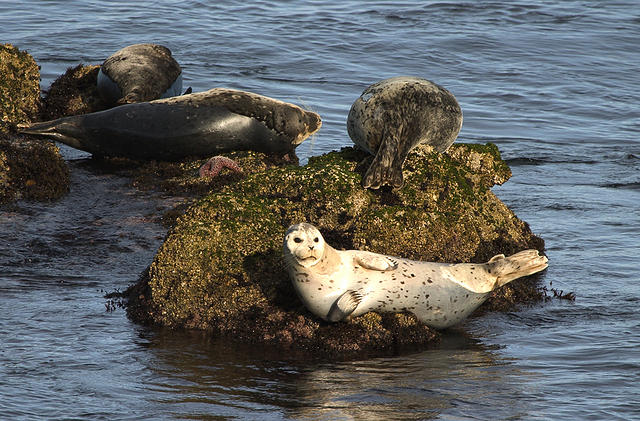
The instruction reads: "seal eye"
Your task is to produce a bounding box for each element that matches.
[294,237,303,244]
[314,237,319,243]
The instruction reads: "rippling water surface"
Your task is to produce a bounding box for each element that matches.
[1,1,639,419]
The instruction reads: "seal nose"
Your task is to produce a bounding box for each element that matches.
[309,245,314,250]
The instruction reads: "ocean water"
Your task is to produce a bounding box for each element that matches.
[1,1,639,419]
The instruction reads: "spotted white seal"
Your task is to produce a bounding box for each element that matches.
[347,76,463,189]
[283,223,548,329]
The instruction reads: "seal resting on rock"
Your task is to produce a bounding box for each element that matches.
[347,76,463,189]
[97,43,186,106]
[283,223,548,329]
[19,88,322,161]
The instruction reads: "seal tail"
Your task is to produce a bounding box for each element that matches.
[488,249,548,287]
[18,120,59,136]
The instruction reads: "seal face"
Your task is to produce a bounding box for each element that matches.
[97,43,183,106]
[19,88,322,160]
[283,223,548,329]
[347,76,463,189]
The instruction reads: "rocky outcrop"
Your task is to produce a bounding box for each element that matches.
[0,44,41,131]
[126,144,546,359]
[40,64,108,120]
[0,44,68,204]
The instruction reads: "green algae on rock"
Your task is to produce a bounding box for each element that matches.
[0,137,69,203]
[126,143,546,359]
[0,44,41,133]
[0,44,69,204]
[82,150,298,227]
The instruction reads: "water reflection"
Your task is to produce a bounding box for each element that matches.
[140,329,534,420]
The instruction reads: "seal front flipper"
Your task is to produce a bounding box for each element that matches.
[354,253,398,271]
[362,132,410,189]
[326,290,363,322]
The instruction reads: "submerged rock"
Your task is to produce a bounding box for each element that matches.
[126,143,545,359]
[0,44,69,204]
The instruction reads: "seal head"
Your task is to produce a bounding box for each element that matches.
[284,223,325,268]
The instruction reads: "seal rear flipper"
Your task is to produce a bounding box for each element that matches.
[362,132,410,189]
[326,290,363,322]
[488,249,549,287]
[96,67,122,105]
[18,117,88,151]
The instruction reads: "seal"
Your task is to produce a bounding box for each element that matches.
[283,223,548,329]
[97,43,186,106]
[19,88,322,161]
[347,76,463,189]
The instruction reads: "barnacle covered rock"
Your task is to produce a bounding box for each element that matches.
[0,44,68,203]
[126,143,545,359]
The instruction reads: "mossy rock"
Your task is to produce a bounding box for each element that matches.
[126,143,545,359]
[97,150,297,198]
[0,44,69,203]
[40,64,108,120]
[0,44,41,134]
[0,137,69,203]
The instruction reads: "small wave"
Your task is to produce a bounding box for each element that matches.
[545,203,580,211]
[506,155,602,166]
[601,182,640,191]
[505,157,546,166]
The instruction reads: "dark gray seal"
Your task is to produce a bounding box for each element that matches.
[347,76,463,189]
[97,43,184,106]
[19,88,322,160]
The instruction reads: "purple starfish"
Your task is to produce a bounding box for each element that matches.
[198,156,243,178]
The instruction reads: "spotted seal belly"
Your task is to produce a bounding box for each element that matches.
[283,223,548,329]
